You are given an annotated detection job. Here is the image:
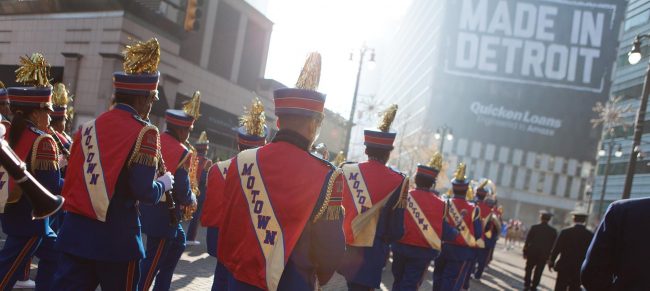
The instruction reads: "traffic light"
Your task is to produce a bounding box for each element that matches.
[184,0,203,32]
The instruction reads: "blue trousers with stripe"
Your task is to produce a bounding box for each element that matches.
[432,244,473,291]
[0,235,41,291]
[51,252,140,291]
[139,229,186,291]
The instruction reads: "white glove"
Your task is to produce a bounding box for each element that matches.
[157,171,175,192]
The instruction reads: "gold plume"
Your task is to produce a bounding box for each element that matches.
[454,163,466,181]
[295,52,321,90]
[67,106,75,120]
[0,81,5,90]
[478,179,490,191]
[334,151,346,167]
[378,104,398,132]
[466,185,474,200]
[52,83,72,106]
[15,53,51,87]
[197,131,209,144]
[122,38,161,74]
[427,152,443,170]
[239,97,266,137]
[183,91,201,119]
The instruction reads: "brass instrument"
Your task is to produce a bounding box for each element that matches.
[0,139,64,219]
[181,142,199,221]
[156,154,178,226]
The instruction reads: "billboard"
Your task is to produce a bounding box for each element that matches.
[435,0,625,161]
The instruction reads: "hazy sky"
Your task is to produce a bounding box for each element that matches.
[263,0,412,117]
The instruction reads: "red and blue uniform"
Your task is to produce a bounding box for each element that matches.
[391,188,458,290]
[471,198,499,280]
[432,195,483,291]
[338,160,407,289]
[0,124,63,291]
[217,129,345,291]
[52,103,166,290]
[202,158,233,291]
[139,131,195,291]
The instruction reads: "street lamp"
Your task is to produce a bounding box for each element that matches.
[623,34,650,199]
[343,44,376,156]
[434,125,453,153]
[597,141,623,219]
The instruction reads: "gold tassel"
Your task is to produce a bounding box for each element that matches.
[15,53,51,87]
[427,152,443,170]
[378,104,398,133]
[183,91,201,119]
[122,38,161,74]
[52,83,72,107]
[323,205,344,221]
[239,97,266,136]
[197,131,209,144]
[454,163,466,181]
[295,52,321,90]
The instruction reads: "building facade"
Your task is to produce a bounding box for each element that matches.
[0,0,275,159]
[370,0,626,226]
[593,0,650,216]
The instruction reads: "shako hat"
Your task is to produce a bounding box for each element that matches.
[0,81,8,104]
[274,52,326,117]
[51,83,72,120]
[166,91,200,128]
[195,131,209,154]
[416,151,443,183]
[364,104,398,150]
[8,53,53,110]
[113,38,161,99]
[451,163,470,196]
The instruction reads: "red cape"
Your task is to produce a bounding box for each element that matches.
[217,142,334,289]
[201,159,231,228]
[341,160,404,245]
[160,133,187,173]
[399,189,445,249]
[62,108,145,220]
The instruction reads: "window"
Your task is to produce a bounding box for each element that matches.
[625,10,650,31]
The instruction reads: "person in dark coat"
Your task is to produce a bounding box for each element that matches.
[581,197,650,291]
[548,212,593,291]
[523,211,557,291]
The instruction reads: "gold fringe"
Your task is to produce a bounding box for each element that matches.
[32,159,58,171]
[130,152,158,167]
[312,168,343,223]
[30,135,59,171]
[323,205,344,221]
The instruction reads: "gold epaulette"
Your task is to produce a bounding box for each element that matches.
[313,168,344,222]
[31,134,59,171]
[129,125,160,168]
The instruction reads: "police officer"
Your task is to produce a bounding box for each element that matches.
[432,163,483,291]
[0,53,64,291]
[391,152,457,290]
[523,211,557,291]
[139,92,199,291]
[217,52,346,290]
[185,131,211,246]
[548,211,593,291]
[52,38,172,290]
[581,197,650,290]
[201,97,267,291]
[338,104,408,291]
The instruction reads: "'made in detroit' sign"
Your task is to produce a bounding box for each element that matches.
[445,0,618,93]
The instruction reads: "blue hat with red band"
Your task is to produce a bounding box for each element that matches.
[113,38,161,99]
[364,104,398,150]
[195,131,209,154]
[51,83,72,120]
[416,165,439,182]
[9,53,53,110]
[475,179,491,200]
[274,53,326,118]
[238,97,267,148]
[165,91,201,129]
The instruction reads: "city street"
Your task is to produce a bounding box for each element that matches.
[168,227,557,290]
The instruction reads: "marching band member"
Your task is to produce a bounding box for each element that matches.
[338,104,409,291]
[0,81,11,131]
[217,52,345,290]
[0,53,64,290]
[471,181,501,281]
[432,163,483,291]
[201,97,267,291]
[52,38,171,290]
[186,131,212,246]
[139,92,200,291]
[391,152,457,290]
